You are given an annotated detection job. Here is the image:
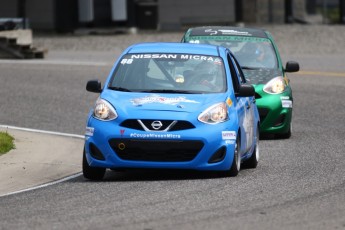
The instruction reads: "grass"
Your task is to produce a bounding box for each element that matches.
[317,6,341,24]
[0,131,15,155]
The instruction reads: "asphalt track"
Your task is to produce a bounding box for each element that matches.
[0,42,345,229]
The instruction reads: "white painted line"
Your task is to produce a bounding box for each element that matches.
[0,59,111,66]
[0,173,83,198]
[0,124,84,139]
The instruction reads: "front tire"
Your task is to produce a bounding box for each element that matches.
[83,148,106,180]
[220,135,241,177]
[243,125,259,168]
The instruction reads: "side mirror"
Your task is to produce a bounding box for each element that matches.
[86,80,102,93]
[236,84,255,97]
[285,61,300,73]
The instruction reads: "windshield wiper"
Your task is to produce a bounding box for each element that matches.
[108,86,132,92]
[141,89,194,94]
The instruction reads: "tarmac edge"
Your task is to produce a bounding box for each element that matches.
[0,125,85,197]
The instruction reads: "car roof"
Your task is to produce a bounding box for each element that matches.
[187,26,268,38]
[126,42,222,56]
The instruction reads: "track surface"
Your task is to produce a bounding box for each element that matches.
[0,30,345,229]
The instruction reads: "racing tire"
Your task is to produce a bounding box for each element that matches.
[243,125,259,169]
[220,135,241,177]
[82,148,106,181]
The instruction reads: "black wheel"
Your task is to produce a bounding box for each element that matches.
[220,135,241,177]
[243,125,259,169]
[82,148,106,181]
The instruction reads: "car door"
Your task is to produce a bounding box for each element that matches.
[227,53,255,153]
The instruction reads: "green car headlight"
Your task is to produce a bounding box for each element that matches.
[263,76,286,94]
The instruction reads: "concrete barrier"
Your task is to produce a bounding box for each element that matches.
[0,29,46,59]
[0,29,32,45]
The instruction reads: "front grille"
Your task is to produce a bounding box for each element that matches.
[109,139,204,162]
[258,108,269,123]
[120,119,195,131]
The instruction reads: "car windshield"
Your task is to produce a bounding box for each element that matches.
[186,36,278,69]
[109,53,226,93]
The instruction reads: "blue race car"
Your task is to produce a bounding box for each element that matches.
[83,42,260,180]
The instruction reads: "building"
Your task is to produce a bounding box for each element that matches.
[2,0,338,33]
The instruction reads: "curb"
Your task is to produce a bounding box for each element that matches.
[0,125,84,196]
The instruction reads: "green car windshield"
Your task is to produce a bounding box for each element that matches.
[109,53,226,94]
[186,36,278,69]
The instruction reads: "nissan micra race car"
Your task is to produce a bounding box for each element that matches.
[83,42,260,180]
[182,26,300,138]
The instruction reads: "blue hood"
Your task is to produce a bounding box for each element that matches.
[101,91,227,114]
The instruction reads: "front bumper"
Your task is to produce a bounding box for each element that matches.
[255,89,293,134]
[84,117,238,171]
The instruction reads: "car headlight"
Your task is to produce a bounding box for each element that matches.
[198,102,228,124]
[93,98,117,121]
[263,76,286,94]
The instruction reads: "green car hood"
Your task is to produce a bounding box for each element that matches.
[243,69,283,85]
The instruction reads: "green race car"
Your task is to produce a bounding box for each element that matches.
[181,26,299,138]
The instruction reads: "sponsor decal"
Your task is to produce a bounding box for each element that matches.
[281,99,292,108]
[189,36,269,43]
[129,54,222,63]
[131,54,178,59]
[180,55,221,62]
[225,140,236,145]
[85,127,94,136]
[205,29,218,35]
[120,129,125,136]
[204,29,252,36]
[130,133,181,139]
[226,97,233,107]
[120,58,133,65]
[218,29,252,36]
[131,94,199,106]
[222,131,236,140]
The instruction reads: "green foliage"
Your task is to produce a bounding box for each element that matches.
[0,131,15,155]
[317,6,341,24]
[327,8,340,23]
